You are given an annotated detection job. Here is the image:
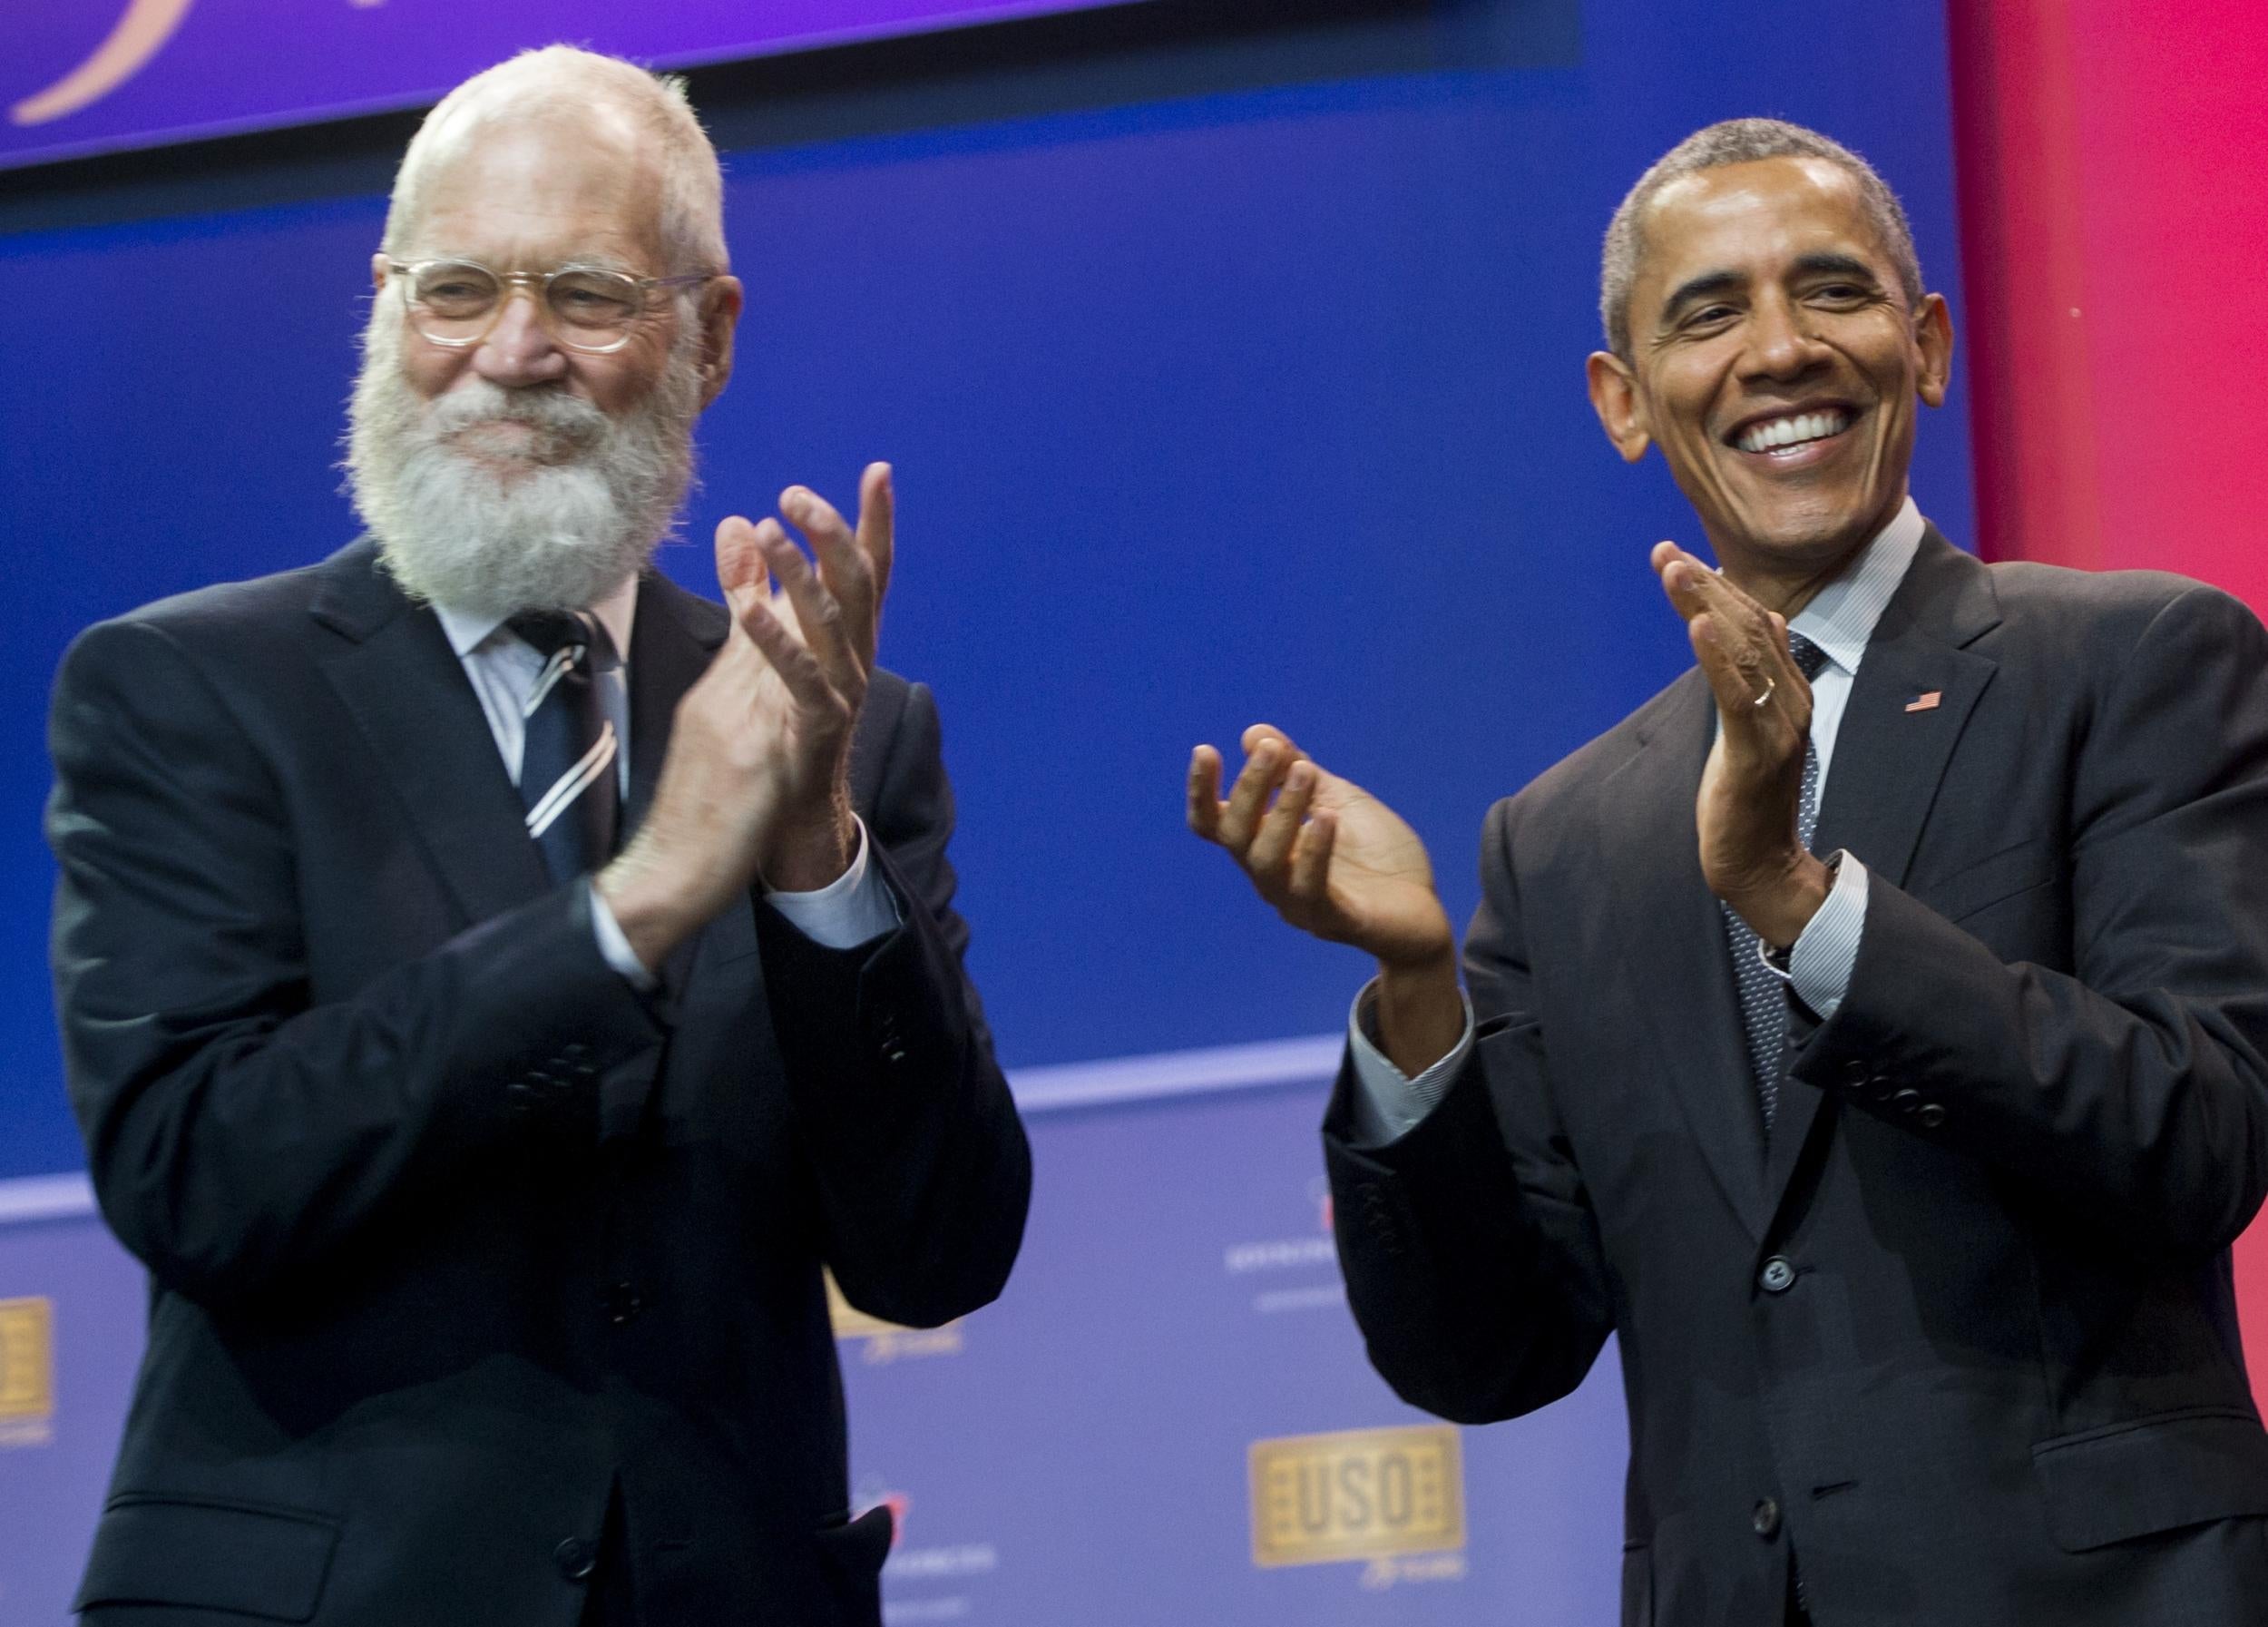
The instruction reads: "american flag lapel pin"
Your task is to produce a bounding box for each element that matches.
[1905,690,1942,713]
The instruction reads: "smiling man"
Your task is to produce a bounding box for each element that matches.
[1192,120,2268,1623]
[47,47,1029,1627]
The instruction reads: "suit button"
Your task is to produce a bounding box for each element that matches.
[1891,1088,1921,1114]
[1751,1497,1782,1540]
[603,1281,643,1326]
[1758,1257,1796,1295]
[1868,1076,1897,1102]
[555,1536,598,1580]
[1917,1103,1947,1128]
[1842,1060,1869,1088]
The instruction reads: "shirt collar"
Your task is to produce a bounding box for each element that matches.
[433,571,641,667]
[1787,495,1925,678]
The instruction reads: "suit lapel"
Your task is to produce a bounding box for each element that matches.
[1809,530,2002,887]
[312,541,551,926]
[623,568,728,842]
[1600,671,1773,1242]
[1764,528,2002,1221]
[621,570,731,1004]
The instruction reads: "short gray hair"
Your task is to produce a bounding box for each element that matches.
[383,45,728,277]
[1598,118,1921,359]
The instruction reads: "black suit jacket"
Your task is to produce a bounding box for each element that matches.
[46,540,1031,1625]
[1326,531,2268,1625]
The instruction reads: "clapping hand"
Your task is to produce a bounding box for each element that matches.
[1652,540,1831,948]
[1188,725,1463,1074]
[601,464,894,969]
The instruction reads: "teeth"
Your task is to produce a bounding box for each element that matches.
[1737,409,1851,454]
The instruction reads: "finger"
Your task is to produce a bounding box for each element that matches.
[1655,546,1747,632]
[715,515,768,618]
[1188,746,1225,839]
[1287,809,1336,906]
[1687,612,1771,722]
[1759,611,1808,692]
[1651,542,1708,625]
[754,519,862,701]
[1655,550,1788,703]
[1246,760,1317,877]
[782,485,876,660]
[1239,721,1305,762]
[857,462,894,612]
[1218,739,1295,855]
[737,590,839,713]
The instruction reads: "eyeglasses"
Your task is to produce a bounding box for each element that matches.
[383,257,715,356]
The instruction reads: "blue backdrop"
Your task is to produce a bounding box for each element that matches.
[0,0,1972,1619]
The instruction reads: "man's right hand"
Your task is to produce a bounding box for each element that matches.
[1188,725,1464,1077]
[599,468,890,973]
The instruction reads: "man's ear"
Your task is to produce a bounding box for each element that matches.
[1912,291,1954,409]
[369,252,391,296]
[696,275,745,408]
[1586,350,1651,463]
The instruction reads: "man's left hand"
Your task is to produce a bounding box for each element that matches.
[1653,541,1832,949]
[722,463,895,892]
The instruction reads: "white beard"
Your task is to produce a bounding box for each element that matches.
[344,312,704,621]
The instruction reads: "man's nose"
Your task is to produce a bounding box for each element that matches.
[1741,292,1827,379]
[472,289,568,387]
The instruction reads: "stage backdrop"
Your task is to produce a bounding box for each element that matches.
[0,0,1971,1621]
[3,0,1146,168]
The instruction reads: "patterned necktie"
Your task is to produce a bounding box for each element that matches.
[1724,631,1832,1136]
[508,610,619,883]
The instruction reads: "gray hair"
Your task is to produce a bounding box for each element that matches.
[382,45,728,276]
[1598,118,1921,359]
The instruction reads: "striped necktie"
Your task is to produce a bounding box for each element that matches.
[508,610,619,883]
[1723,631,1832,1136]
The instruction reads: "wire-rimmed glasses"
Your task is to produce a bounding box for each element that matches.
[383,257,715,355]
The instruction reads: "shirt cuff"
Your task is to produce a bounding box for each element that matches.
[764,817,900,949]
[1344,977,1476,1148]
[588,878,659,991]
[1785,850,1869,1019]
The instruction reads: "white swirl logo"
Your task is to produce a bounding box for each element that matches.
[11,0,198,127]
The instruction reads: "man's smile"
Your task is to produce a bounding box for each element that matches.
[1725,403,1858,467]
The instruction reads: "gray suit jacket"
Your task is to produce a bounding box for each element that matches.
[1327,530,2268,1625]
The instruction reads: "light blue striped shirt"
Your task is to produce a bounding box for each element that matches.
[1348,497,1928,1144]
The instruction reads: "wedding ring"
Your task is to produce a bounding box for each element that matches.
[1749,675,1776,710]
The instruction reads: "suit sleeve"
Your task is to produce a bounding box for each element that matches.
[753,680,1031,1328]
[1792,584,2268,1257]
[1321,794,1614,1425]
[47,619,668,1308]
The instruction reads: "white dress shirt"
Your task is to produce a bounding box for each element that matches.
[1346,497,1930,1143]
[432,576,899,984]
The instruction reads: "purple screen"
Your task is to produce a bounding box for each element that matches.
[3,0,1139,170]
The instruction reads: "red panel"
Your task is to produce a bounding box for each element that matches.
[1948,0,2101,571]
[1951,1,2268,1400]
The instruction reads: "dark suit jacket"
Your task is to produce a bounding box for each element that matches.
[45,539,1031,1626]
[1326,530,2268,1626]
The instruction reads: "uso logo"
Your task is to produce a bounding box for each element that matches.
[0,1296,54,1447]
[1248,1424,1465,1567]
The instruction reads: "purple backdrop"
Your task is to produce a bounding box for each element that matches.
[0,1049,1628,1626]
[3,0,1139,170]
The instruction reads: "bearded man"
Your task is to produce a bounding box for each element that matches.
[46,47,1029,1627]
